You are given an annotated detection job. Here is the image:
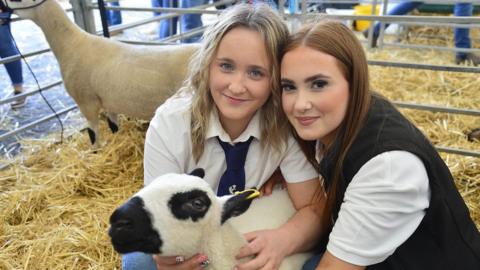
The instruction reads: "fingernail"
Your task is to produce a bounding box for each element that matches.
[198,254,210,268]
[197,254,208,264]
[175,256,184,263]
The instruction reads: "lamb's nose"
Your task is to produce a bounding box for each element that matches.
[111,218,134,230]
[109,196,146,235]
[109,212,135,238]
[109,206,136,232]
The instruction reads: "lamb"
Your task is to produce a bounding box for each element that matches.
[3,0,199,147]
[108,169,312,270]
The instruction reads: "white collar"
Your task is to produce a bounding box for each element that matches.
[206,107,261,144]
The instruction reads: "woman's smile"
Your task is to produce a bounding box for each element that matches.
[295,116,319,126]
[222,93,251,105]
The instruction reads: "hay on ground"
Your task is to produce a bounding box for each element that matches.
[1,118,147,269]
[1,24,479,269]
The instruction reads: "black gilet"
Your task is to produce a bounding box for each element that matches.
[318,95,480,270]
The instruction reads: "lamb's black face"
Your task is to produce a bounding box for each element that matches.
[108,197,162,254]
[168,189,211,222]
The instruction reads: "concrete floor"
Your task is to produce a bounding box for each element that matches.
[0,0,217,162]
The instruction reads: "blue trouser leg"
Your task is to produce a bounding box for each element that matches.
[122,252,157,270]
[373,1,423,36]
[289,0,297,14]
[302,253,323,270]
[152,0,161,16]
[0,23,23,85]
[180,0,207,43]
[159,0,178,39]
[107,2,122,26]
[454,3,473,59]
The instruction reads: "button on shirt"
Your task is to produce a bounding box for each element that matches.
[144,94,318,192]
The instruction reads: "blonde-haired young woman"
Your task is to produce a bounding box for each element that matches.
[123,3,322,270]
[280,20,480,270]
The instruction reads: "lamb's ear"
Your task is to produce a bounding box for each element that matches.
[221,189,260,224]
[189,168,205,178]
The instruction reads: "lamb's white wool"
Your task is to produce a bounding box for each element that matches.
[5,0,199,146]
[137,174,226,258]
[228,186,312,269]
[109,171,312,270]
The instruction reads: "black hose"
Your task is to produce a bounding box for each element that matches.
[97,0,111,38]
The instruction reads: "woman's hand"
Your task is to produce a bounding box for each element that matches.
[259,168,286,196]
[234,229,291,270]
[152,254,209,270]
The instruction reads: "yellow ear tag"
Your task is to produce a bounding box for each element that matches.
[234,189,260,200]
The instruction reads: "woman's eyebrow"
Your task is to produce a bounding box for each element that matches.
[304,74,330,83]
[280,78,295,84]
[215,57,233,62]
[281,74,329,84]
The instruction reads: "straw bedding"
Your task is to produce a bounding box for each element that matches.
[1,27,479,269]
[1,119,147,269]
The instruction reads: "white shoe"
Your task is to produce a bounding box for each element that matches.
[11,91,27,109]
[141,23,159,36]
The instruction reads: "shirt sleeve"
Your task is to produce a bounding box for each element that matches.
[143,105,187,186]
[279,135,319,183]
[326,151,430,266]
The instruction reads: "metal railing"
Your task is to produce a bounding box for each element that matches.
[0,105,78,141]
[0,80,63,106]
[1,0,478,158]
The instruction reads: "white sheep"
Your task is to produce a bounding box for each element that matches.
[108,169,312,270]
[4,0,199,146]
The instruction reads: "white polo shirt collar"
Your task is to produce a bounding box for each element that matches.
[206,107,262,144]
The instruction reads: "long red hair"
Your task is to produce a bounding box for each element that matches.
[282,20,372,231]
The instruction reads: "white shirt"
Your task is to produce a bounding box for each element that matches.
[144,94,318,192]
[326,151,431,266]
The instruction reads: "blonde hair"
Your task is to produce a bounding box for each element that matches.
[281,20,371,230]
[185,3,290,162]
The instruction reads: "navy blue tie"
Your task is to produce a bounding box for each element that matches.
[216,136,254,196]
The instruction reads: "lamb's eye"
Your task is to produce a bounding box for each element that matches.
[185,197,207,213]
[170,190,212,221]
[191,198,205,210]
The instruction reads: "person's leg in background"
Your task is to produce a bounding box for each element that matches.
[141,0,162,36]
[454,3,479,65]
[289,0,297,14]
[0,22,25,109]
[372,1,423,36]
[180,0,207,43]
[367,1,423,47]
[159,0,178,39]
[152,0,161,17]
[106,1,122,26]
[122,252,157,270]
[272,0,279,8]
[212,0,228,10]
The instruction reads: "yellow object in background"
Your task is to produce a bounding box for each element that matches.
[354,4,381,31]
